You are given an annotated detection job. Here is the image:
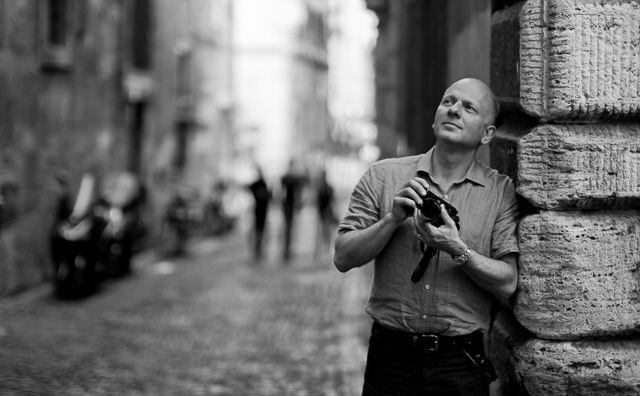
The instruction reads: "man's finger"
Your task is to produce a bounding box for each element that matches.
[414,177,430,193]
[440,204,455,226]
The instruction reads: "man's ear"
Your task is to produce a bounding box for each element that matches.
[480,125,496,145]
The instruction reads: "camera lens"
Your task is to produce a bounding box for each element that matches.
[420,199,441,223]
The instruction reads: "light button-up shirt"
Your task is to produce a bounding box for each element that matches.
[338,148,520,336]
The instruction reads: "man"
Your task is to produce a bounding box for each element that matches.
[248,165,271,260]
[334,78,520,395]
[281,159,307,261]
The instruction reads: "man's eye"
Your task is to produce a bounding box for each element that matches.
[466,106,477,113]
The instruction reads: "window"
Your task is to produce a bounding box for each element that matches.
[131,0,152,70]
[39,0,72,71]
[47,0,67,46]
[0,0,5,52]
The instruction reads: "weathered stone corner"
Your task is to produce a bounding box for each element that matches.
[492,0,640,122]
[490,310,640,396]
[513,337,640,396]
[492,122,640,211]
[516,211,640,340]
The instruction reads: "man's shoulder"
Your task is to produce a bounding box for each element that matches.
[475,161,516,189]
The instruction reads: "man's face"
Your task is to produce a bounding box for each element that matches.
[433,79,494,149]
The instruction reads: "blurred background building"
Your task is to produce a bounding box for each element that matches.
[0,0,376,296]
[0,0,502,297]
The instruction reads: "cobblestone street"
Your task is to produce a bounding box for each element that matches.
[0,208,372,395]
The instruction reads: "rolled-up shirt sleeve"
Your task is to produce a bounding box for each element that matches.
[338,165,381,233]
[490,179,520,260]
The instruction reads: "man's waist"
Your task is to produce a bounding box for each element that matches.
[371,321,483,351]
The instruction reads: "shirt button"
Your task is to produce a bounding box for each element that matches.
[424,284,430,290]
[422,315,428,319]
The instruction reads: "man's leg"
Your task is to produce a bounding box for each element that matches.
[361,331,424,396]
[424,348,490,396]
[283,206,294,260]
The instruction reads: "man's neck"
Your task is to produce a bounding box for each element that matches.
[430,144,477,189]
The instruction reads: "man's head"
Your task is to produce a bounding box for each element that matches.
[432,78,500,149]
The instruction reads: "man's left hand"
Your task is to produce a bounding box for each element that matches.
[413,204,466,256]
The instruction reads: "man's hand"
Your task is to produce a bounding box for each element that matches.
[413,204,466,256]
[391,177,430,223]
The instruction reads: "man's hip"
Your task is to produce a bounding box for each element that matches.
[362,322,495,396]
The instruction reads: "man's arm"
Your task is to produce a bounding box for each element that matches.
[458,251,517,306]
[413,208,518,304]
[333,213,403,272]
[334,176,430,273]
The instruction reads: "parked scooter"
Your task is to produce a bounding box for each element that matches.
[93,172,146,277]
[203,181,236,236]
[50,173,100,297]
[157,186,201,256]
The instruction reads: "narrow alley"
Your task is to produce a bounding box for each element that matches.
[0,209,372,396]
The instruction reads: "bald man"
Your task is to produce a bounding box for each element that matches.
[334,78,520,395]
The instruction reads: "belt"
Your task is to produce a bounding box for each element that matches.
[371,322,483,352]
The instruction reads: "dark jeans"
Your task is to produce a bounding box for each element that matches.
[362,326,490,396]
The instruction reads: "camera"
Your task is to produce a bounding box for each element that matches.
[417,191,460,229]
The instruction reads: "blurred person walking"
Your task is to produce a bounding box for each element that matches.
[280,159,307,262]
[314,168,336,265]
[247,166,271,260]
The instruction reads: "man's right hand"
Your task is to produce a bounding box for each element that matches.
[335,176,431,273]
[391,177,430,222]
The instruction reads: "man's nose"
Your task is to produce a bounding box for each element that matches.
[448,101,462,117]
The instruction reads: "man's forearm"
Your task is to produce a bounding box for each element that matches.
[460,252,518,305]
[334,214,403,272]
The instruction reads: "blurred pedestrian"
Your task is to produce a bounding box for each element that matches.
[280,159,307,262]
[314,168,336,264]
[248,166,271,260]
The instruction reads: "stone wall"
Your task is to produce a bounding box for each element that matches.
[0,1,60,297]
[490,0,640,394]
[0,1,128,297]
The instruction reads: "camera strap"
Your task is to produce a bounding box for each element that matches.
[410,244,438,283]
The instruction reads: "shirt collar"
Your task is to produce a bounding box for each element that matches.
[417,147,486,187]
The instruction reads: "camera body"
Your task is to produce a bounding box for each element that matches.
[417,190,460,229]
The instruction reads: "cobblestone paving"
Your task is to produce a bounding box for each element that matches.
[0,210,372,395]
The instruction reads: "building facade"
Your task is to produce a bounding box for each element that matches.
[0,0,236,297]
[0,0,349,296]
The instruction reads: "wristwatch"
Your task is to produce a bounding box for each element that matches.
[452,247,472,265]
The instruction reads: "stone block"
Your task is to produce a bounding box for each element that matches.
[515,211,640,339]
[519,123,640,210]
[512,337,640,395]
[491,0,640,122]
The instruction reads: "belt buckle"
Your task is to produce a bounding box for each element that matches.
[414,334,438,351]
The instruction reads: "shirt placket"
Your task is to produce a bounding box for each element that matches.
[418,179,464,333]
